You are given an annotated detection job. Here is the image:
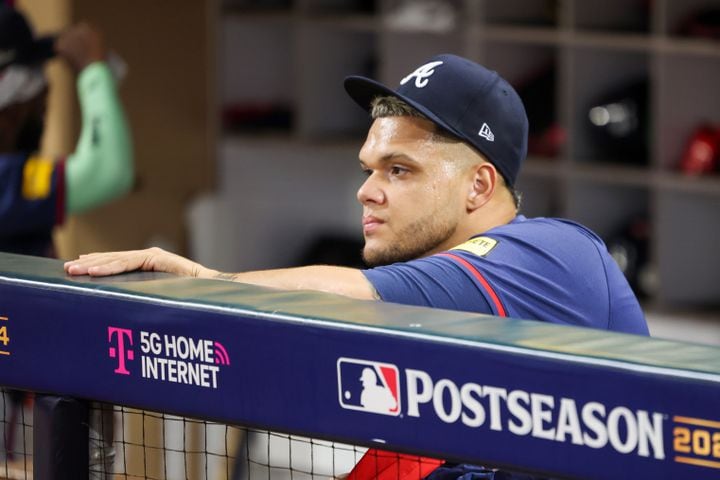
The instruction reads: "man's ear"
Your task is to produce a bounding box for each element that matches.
[467,163,497,211]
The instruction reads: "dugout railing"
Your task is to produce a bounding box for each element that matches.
[2,252,720,479]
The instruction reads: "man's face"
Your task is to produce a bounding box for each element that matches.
[357,116,471,267]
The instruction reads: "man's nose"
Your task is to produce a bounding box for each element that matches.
[357,174,385,206]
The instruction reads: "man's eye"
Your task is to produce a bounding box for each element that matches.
[361,168,372,177]
[390,166,408,176]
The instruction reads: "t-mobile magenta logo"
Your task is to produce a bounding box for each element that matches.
[108,327,134,375]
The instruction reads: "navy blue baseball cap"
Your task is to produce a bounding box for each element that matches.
[0,5,56,70]
[344,54,529,187]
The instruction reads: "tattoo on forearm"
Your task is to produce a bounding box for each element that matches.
[214,272,240,282]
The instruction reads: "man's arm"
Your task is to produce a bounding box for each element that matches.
[215,266,378,299]
[57,23,133,214]
[64,247,378,300]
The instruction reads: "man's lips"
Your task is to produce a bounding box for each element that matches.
[362,216,384,234]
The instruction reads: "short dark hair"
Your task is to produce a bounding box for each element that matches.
[370,96,459,145]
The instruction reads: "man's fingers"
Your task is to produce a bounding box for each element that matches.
[64,262,88,275]
[63,248,200,278]
[64,256,111,276]
[64,250,147,276]
[86,258,131,277]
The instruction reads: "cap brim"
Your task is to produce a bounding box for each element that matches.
[13,35,56,66]
[344,75,469,148]
[344,76,399,113]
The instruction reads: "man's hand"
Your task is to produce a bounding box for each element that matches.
[54,22,106,73]
[64,247,210,278]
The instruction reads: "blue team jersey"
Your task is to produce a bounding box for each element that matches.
[364,215,648,335]
[0,152,65,256]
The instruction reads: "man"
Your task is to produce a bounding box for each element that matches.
[0,5,133,257]
[65,54,648,478]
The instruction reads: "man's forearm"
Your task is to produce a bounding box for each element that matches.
[204,265,378,300]
[65,249,378,300]
[65,62,133,213]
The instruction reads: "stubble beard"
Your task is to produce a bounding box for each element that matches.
[362,215,458,267]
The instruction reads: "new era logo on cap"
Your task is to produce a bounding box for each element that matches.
[337,357,400,416]
[479,123,495,142]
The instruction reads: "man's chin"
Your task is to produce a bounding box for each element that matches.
[362,245,415,268]
[362,244,388,268]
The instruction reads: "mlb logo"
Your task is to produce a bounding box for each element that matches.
[337,357,400,416]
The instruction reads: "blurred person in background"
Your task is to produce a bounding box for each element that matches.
[0,4,133,258]
[0,4,132,474]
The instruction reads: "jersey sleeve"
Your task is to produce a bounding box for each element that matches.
[65,61,133,214]
[362,255,495,315]
[0,154,65,236]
